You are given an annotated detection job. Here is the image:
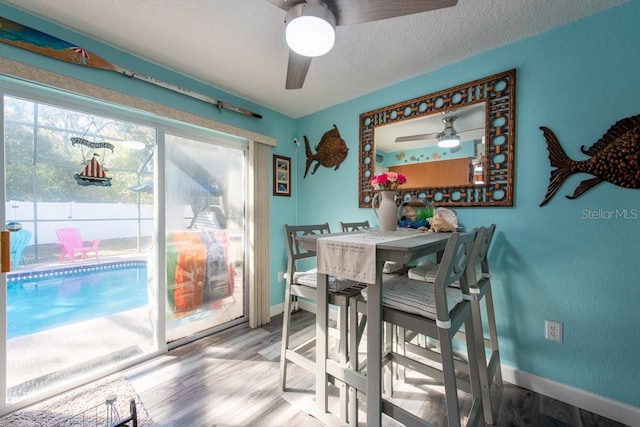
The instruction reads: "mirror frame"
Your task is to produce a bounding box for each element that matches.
[358,69,516,208]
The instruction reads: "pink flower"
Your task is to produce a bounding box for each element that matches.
[370,172,407,191]
[370,174,388,187]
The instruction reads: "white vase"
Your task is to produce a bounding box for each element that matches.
[372,191,398,232]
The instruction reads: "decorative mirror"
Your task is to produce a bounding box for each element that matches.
[358,69,515,208]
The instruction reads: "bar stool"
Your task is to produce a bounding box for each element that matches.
[338,220,371,423]
[280,223,365,422]
[406,224,501,424]
[466,224,501,424]
[360,230,485,426]
[338,220,370,232]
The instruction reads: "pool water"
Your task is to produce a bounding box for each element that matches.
[6,264,148,339]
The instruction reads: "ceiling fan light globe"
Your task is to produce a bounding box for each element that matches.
[286,3,336,57]
[437,135,460,148]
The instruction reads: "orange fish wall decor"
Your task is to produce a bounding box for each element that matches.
[303,124,349,178]
[539,114,640,206]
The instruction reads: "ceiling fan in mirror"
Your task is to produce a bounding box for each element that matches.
[395,115,483,148]
[266,0,458,89]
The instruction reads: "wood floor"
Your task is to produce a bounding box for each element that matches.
[124,310,627,426]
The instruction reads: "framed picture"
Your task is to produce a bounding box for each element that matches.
[273,154,291,197]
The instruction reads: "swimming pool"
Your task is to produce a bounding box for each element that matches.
[6,261,148,339]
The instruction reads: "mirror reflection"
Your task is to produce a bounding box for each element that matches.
[358,69,516,208]
[374,103,486,188]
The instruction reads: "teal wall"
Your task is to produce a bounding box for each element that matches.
[294,2,640,409]
[2,0,640,411]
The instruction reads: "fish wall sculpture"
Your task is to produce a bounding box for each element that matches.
[539,115,640,206]
[303,124,349,178]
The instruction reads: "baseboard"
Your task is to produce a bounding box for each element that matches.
[270,303,284,318]
[502,365,640,426]
[268,306,638,425]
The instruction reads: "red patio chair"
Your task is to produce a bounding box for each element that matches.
[55,228,100,263]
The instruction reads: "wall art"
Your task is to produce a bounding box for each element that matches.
[303,125,348,178]
[539,114,640,206]
[273,154,291,197]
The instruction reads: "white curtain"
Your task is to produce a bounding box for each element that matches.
[248,141,271,327]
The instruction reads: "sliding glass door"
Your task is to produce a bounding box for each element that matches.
[1,94,157,405]
[1,77,249,413]
[164,133,246,342]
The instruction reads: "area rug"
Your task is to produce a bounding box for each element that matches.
[0,374,154,427]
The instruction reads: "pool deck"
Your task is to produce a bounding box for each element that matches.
[7,307,154,399]
[5,249,244,403]
[5,252,155,401]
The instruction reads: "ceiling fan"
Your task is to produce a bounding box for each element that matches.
[267,0,458,89]
[395,115,482,148]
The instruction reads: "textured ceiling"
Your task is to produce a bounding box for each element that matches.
[1,0,628,118]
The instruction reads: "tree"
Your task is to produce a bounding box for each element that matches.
[4,96,155,205]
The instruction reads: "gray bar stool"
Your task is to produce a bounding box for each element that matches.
[280,223,365,422]
[407,224,501,424]
[360,230,486,426]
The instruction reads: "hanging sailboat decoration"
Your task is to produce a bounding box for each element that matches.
[74,152,111,186]
[71,121,114,187]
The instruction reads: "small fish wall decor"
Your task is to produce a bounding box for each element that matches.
[303,124,349,178]
[539,114,640,206]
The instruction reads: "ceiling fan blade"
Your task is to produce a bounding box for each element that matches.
[395,132,440,143]
[266,0,457,25]
[285,50,312,89]
[331,0,457,26]
[266,0,305,12]
[463,126,484,133]
[396,126,483,143]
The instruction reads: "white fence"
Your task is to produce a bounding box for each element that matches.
[5,201,154,244]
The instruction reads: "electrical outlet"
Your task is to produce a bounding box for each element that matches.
[545,320,563,342]
[278,271,284,282]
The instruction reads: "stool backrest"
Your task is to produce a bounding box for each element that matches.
[283,223,331,278]
[465,224,496,287]
[339,220,370,232]
[433,230,479,321]
[479,224,496,275]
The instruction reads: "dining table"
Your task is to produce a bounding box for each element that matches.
[296,228,452,426]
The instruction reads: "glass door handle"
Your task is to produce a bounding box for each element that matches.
[1,230,10,272]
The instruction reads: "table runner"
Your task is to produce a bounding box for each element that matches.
[316,229,419,284]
